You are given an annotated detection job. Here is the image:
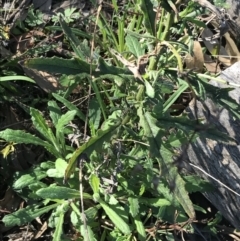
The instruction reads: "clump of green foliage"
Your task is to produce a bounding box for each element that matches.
[0,0,238,240]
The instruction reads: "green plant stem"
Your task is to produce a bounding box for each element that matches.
[91,80,107,121]
[160,12,174,41]
[157,7,165,40]
[162,41,183,73]
[148,56,157,71]
[117,17,125,52]
[100,84,114,107]
[136,13,144,31]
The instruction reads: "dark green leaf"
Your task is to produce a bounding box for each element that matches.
[89,174,100,194]
[36,186,92,200]
[98,197,131,235]
[13,170,47,189]
[80,225,97,241]
[184,17,206,27]
[183,175,214,193]
[2,203,58,227]
[89,98,101,132]
[30,108,55,142]
[160,145,195,219]
[128,197,139,218]
[0,129,39,145]
[145,79,155,98]
[139,198,171,207]
[134,215,146,241]
[126,35,145,57]
[53,206,66,241]
[24,57,95,75]
[138,109,195,219]
[48,101,61,126]
[139,0,156,36]
[59,16,85,59]
[56,110,76,131]
[52,93,85,121]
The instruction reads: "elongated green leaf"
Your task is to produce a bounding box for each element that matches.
[46,127,61,154]
[80,225,97,241]
[144,79,155,98]
[93,74,134,86]
[125,29,156,40]
[56,110,76,131]
[219,98,240,119]
[70,208,81,227]
[59,16,84,59]
[156,182,180,208]
[41,161,55,169]
[98,197,131,235]
[97,15,118,48]
[128,197,139,218]
[0,129,48,146]
[46,26,93,40]
[30,108,54,141]
[125,35,145,57]
[36,186,92,200]
[48,101,61,126]
[140,197,171,207]
[162,41,184,72]
[137,109,195,219]
[163,80,189,113]
[89,97,101,132]
[52,93,85,121]
[108,195,128,222]
[53,202,70,241]
[193,204,207,214]
[139,0,156,36]
[13,171,47,189]
[64,118,121,182]
[134,215,146,241]
[160,145,195,219]
[89,174,100,194]
[0,75,35,83]
[24,57,95,75]
[183,175,213,193]
[2,203,59,227]
[53,211,64,241]
[97,57,132,75]
[184,17,206,27]
[0,129,60,157]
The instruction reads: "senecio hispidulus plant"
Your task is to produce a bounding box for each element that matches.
[0,0,237,240]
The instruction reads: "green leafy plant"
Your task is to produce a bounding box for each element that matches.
[0,0,238,240]
[25,6,45,27]
[52,7,80,24]
[0,97,123,239]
